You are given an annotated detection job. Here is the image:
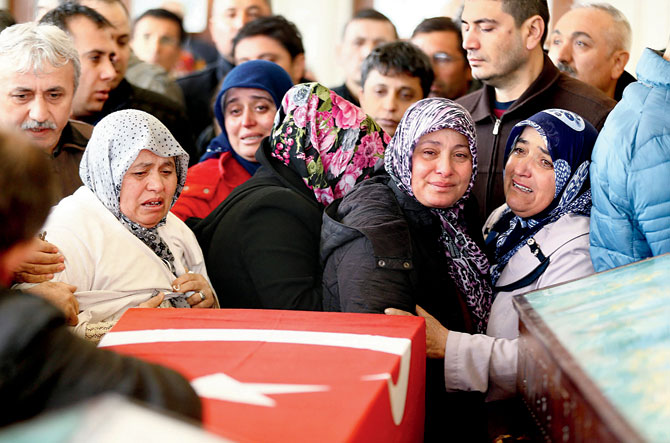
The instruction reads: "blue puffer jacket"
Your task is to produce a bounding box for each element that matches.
[590,48,670,271]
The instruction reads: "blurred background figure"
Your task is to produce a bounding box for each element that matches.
[232,15,306,84]
[548,2,633,101]
[410,16,477,100]
[332,9,397,106]
[131,8,185,75]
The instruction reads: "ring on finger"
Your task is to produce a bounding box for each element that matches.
[198,291,206,302]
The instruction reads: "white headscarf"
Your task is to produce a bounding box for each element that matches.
[79,110,189,279]
[79,109,189,219]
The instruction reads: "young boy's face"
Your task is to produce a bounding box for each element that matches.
[359,69,423,136]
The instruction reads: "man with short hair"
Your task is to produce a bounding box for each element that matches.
[178,0,272,144]
[458,0,615,219]
[411,16,477,100]
[548,2,634,101]
[358,41,433,137]
[131,8,185,74]
[332,9,398,107]
[0,22,93,200]
[232,15,306,84]
[41,2,196,163]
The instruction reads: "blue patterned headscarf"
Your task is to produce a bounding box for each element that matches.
[490,109,598,285]
[385,98,493,333]
[199,60,294,173]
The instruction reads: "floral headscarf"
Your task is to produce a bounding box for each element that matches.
[385,98,492,333]
[270,82,390,206]
[199,60,293,172]
[490,109,598,285]
[80,109,189,275]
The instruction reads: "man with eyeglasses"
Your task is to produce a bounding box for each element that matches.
[411,16,478,100]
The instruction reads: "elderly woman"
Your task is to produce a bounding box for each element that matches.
[190,83,388,310]
[320,98,492,439]
[171,60,293,221]
[19,110,216,341]
[388,109,598,403]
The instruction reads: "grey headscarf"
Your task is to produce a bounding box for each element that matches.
[79,110,189,275]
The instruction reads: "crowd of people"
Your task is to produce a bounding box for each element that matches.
[1,0,669,440]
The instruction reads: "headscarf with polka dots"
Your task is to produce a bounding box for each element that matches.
[79,110,189,277]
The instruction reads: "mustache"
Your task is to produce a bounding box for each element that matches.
[21,120,57,130]
[556,62,577,76]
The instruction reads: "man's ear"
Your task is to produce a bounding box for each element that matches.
[611,50,630,80]
[523,15,545,51]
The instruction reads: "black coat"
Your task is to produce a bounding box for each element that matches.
[0,289,202,426]
[320,175,487,441]
[188,139,323,311]
[177,57,234,147]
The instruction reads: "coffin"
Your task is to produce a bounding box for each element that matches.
[514,254,670,442]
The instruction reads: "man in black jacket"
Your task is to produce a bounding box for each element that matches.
[0,129,202,426]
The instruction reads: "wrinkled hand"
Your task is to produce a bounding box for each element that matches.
[171,269,215,308]
[139,292,165,308]
[13,238,65,283]
[385,305,448,359]
[26,282,79,325]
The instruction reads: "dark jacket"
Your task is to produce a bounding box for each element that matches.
[188,139,323,311]
[177,57,234,146]
[457,53,616,219]
[0,289,201,426]
[51,120,92,202]
[614,69,636,101]
[320,175,486,441]
[81,79,197,165]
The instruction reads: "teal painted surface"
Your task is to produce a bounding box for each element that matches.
[523,254,670,442]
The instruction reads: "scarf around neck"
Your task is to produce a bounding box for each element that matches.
[490,109,598,286]
[79,109,189,274]
[385,98,493,333]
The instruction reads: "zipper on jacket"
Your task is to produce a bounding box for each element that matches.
[492,118,501,135]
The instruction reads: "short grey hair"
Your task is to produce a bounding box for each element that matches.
[573,2,632,52]
[0,22,80,91]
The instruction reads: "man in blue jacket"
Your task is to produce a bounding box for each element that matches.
[590,40,670,271]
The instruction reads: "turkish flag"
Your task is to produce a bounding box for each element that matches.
[100,308,426,442]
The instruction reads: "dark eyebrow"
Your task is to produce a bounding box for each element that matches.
[551,29,562,36]
[83,49,106,57]
[473,18,499,26]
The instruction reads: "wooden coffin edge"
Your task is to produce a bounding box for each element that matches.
[513,290,643,443]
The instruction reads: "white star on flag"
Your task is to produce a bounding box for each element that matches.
[190,372,330,407]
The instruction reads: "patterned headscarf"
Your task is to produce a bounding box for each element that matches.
[200,60,293,173]
[270,82,390,206]
[385,98,492,333]
[490,109,598,285]
[80,109,189,275]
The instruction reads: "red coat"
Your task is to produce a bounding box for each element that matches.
[171,151,251,221]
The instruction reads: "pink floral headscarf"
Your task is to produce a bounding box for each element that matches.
[270,82,390,206]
